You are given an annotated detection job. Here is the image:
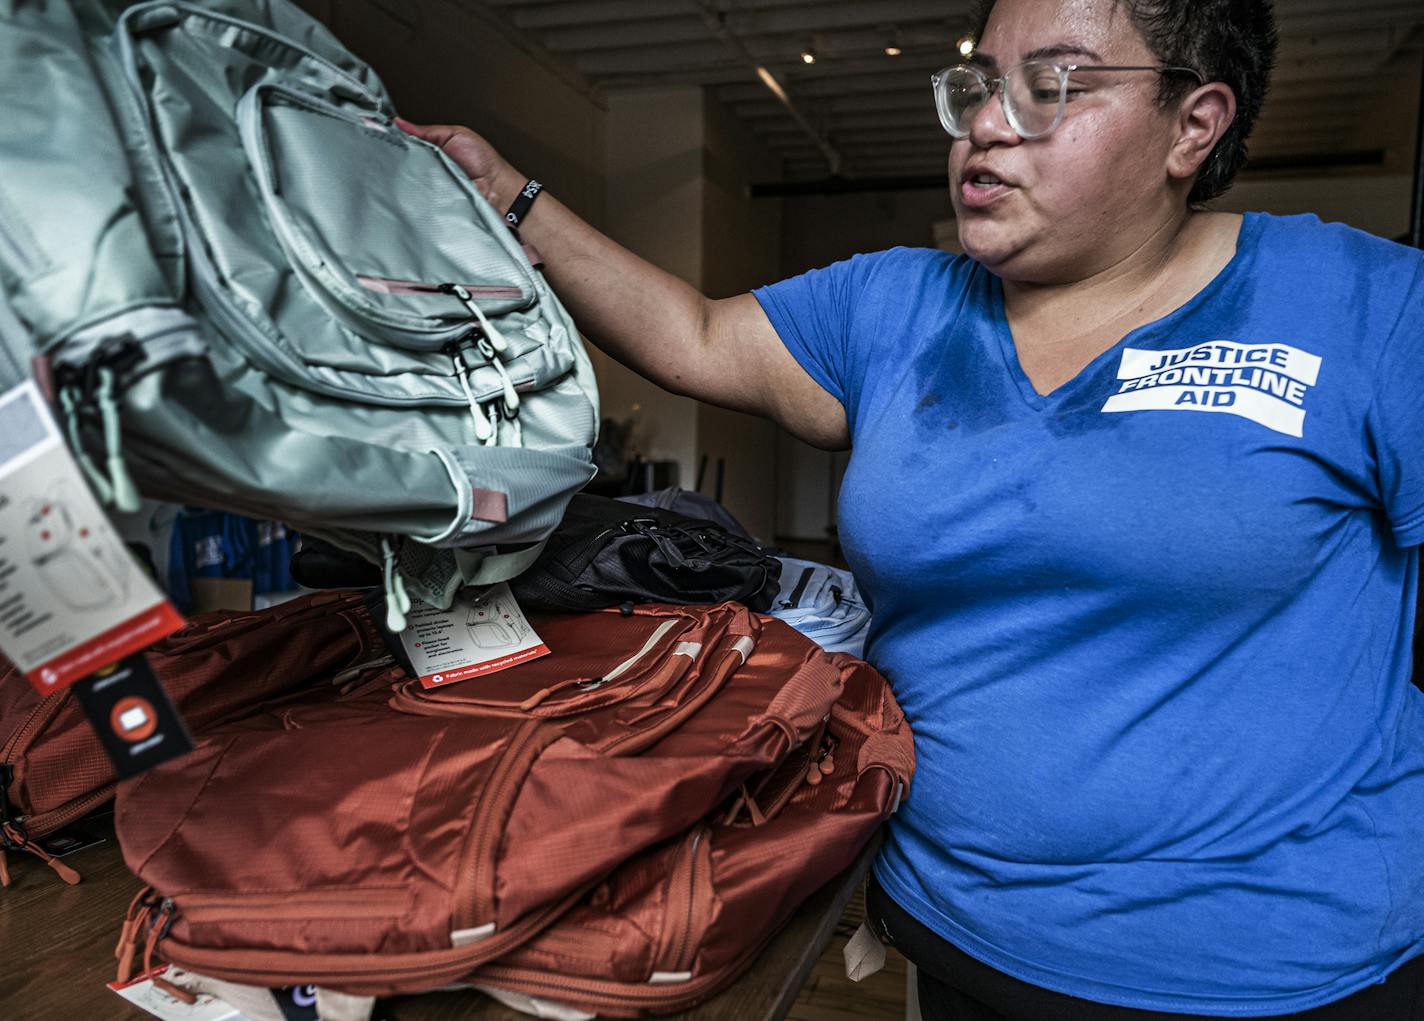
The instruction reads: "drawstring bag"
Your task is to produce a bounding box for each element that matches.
[509,495,782,612]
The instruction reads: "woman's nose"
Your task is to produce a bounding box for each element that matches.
[967,85,1019,147]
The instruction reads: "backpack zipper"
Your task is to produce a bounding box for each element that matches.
[651,826,713,979]
[356,276,524,301]
[471,930,779,1012]
[456,719,555,931]
[145,882,589,990]
[467,726,851,1012]
[392,617,686,716]
[174,888,410,923]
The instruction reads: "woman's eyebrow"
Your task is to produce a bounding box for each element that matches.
[1022,43,1106,63]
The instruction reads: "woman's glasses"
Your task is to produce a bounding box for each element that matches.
[931,60,1205,140]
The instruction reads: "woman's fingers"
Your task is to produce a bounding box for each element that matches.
[394,117,453,144]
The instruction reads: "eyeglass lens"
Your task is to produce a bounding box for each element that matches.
[936,61,1066,139]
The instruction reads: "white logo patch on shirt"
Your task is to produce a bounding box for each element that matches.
[1102,341,1322,437]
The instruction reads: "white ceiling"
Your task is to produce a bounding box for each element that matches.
[480,0,1424,183]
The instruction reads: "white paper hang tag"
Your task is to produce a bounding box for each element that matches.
[842,920,888,982]
[0,381,183,694]
[108,966,247,1021]
[399,582,549,689]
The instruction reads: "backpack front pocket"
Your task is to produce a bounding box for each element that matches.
[115,3,568,406]
[388,606,753,743]
[238,84,543,358]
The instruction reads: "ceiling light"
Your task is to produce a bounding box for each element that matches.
[800,47,817,65]
[884,44,902,57]
[756,65,790,104]
[883,25,903,57]
[957,35,976,58]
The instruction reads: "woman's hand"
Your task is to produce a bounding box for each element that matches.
[396,119,848,450]
[395,119,520,209]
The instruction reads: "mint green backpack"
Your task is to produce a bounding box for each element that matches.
[0,0,599,624]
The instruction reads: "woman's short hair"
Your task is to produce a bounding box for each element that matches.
[972,0,1278,204]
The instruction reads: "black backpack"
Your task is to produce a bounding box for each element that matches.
[508,494,781,612]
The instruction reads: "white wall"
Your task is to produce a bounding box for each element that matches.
[697,93,785,541]
[597,88,791,539]
[599,88,706,487]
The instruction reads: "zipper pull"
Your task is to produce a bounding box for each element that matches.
[519,675,604,712]
[741,783,767,826]
[806,731,839,784]
[58,386,115,505]
[393,570,412,618]
[96,367,140,513]
[117,895,156,983]
[449,350,494,443]
[484,403,500,447]
[140,897,180,986]
[442,284,510,355]
[488,348,520,414]
[151,975,198,1005]
[115,888,153,975]
[0,823,80,885]
[380,539,409,633]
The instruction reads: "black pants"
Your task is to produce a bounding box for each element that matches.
[866,875,1424,1021]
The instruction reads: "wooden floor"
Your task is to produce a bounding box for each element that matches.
[787,886,909,1021]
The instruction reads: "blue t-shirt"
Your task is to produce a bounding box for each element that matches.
[754,213,1424,1015]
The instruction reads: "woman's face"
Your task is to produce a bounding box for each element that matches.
[949,0,1187,283]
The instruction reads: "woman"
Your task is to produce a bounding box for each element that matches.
[402,0,1424,1016]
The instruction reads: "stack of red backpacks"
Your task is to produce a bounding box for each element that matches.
[1,591,913,1018]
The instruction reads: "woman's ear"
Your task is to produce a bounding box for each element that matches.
[1168,82,1236,184]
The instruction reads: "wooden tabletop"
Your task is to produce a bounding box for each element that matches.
[0,814,878,1021]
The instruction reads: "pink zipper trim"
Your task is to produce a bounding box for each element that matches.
[356,276,525,300]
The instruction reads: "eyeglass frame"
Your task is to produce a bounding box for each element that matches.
[930,61,1207,140]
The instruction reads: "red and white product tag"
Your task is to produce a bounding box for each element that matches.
[109,967,246,1021]
[400,582,549,689]
[0,381,183,694]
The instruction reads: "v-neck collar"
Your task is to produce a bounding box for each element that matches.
[988,213,1264,411]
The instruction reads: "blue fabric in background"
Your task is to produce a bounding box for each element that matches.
[167,509,300,612]
[767,557,870,658]
[753,213,1424,1015]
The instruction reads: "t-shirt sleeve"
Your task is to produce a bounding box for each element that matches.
[752,253,881,408]
[1368,264,1424,547]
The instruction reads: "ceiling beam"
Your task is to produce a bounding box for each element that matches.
[687,0,844,174]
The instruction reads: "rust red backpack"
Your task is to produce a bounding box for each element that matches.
[109,602,913,1016]
[0,591,381,886]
